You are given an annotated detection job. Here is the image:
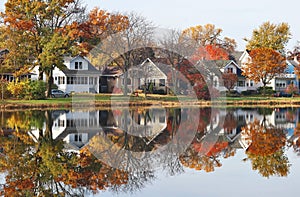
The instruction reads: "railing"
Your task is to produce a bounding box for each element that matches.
[276,73,296,78]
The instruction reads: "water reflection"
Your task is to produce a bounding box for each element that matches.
[0,107,299,196]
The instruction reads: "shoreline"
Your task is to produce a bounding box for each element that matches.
[2,98,300,110]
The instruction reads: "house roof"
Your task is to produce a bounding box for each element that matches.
[101,66,123,77]
[62,55,101,76]
[61,69,102,76]
[287,60,299,67]
[126,58,167,79]
[230,51,243,65]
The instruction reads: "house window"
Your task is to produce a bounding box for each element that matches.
[159,116,165,123]
[79,77,87,84]
[214,79,218,87]
[227,67,233,73]
[89,77,94,85]
[159,79,165,86]
[58,119,65,127]
[238,81,245,87]
[58,77,65,85]
[75,62,83,70]
[74,134,82,142]
[250,81,253,87]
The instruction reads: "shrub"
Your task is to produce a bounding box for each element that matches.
[7,80,30,99]
[7,80,46,100]
[285,84,298,95]
[0,79,11,99]
[28,80,47,100]
[258,87,275,95]
[241,90,258,96]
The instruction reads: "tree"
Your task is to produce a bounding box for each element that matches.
[245,21,291,53]
[243,48,286,95]
[222,72,238,93]
[242,120,289,178]
[158,29,195,95]
[190,44,229,63]
[90,12,155,95]
[1,0,86,97]
[1,1,128,97]
[181,24,237,53]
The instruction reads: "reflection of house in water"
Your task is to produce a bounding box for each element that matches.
[105,108,167,145]
[30,110,101,151]
[210,108,298,150]
[30,109,167,151]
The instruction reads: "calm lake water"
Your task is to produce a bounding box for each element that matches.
[0,107,300,196]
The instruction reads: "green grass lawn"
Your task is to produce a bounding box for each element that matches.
[2,93,300,108]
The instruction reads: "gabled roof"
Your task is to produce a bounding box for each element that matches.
[127,58,167,79]
[238,50,251,62]
[62,55,101,75]
[229,51,243,65]
[287,60,299,67]
[102,66,123,77]
[197,60,241,71]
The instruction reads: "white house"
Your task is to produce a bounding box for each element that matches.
[197,60,247,93]
[32,55,102,93]
[120,58,168,94]
[239,50,299,92]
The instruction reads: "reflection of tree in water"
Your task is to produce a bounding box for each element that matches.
[179,139,231,172]
[1,107,298,195]
[242,120,290,178]
[288,123,300,155]
[178,108,235,173]
[0,110,155,196]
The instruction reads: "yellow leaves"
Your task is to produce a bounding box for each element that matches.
[246,21,291,51]
[182,24,222,46]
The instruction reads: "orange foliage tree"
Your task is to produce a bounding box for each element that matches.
[243,48,286,95]
[190,44,229,63]
[242,120,290,178]
[181,24,236,53]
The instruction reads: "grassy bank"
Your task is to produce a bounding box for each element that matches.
[1,94,300,110]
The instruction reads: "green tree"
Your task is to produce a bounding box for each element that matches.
[245,21,291,53]
[1,0,86,97]
[1,1,128,97]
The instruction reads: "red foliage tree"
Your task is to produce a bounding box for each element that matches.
[190,44,229,63]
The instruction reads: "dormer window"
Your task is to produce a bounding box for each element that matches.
[227,67,233,73]
[75,62,83,70]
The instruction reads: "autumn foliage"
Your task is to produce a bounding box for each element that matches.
[243,48,286,94]
[190,44,229,63]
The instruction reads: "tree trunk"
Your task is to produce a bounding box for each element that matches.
[38,67,44,81]
[123,71,128,96]
[45,70,53,98]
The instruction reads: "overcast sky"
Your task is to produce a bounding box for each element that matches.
[1,0,299,50]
